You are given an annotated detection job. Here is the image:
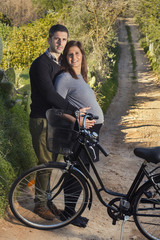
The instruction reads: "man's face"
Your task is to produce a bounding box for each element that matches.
[48,31,68,55]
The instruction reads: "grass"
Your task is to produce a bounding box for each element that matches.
[100,45,119,113]
[125,25,137,79]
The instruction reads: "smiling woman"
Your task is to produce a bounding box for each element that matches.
[59,41,88,83]
[66,46,83,74]
[54,40,104,160]
[54,40,104,228]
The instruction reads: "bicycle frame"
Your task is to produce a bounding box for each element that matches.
[69,137,160,211]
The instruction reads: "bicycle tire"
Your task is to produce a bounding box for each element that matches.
[9,162,89,230]
[133,176,160,240]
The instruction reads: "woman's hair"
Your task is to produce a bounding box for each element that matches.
[61,41,88,82]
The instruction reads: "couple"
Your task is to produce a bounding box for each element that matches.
[29,24,104,227]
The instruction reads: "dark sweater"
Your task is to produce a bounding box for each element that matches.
[29,53,77,118]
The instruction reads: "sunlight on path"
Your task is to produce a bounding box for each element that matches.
[120,19,160,148]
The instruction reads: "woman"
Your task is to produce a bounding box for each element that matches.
[54,41,104,228]
[55,40,104,162]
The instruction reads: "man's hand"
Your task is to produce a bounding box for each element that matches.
[79,107,91,114]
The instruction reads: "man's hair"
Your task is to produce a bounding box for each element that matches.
[49,24,69,38]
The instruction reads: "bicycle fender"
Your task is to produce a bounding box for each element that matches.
[131,174,160,206]
[86,178,93,210]
[72,166,93,210]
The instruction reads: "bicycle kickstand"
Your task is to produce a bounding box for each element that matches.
[120,215,129,240]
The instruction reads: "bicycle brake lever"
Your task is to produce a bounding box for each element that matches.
[89,146,96,161]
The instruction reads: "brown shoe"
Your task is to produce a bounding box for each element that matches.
[47,202,61,216]
[34,205,54,221]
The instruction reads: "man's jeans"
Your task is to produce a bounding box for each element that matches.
[29,118,53,205]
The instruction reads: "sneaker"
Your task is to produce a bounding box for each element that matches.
[34,205,54,221]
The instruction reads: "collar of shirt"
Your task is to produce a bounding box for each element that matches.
[45,48,62,65]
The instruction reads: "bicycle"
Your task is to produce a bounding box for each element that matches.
[9,108,160,240]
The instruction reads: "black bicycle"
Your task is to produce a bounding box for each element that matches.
[9,108,160,240]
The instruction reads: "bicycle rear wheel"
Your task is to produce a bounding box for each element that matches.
[9,162,89,230]
[133,177,160,240]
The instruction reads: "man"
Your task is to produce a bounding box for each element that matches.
[29,25,77,165]
[29,24,94,225]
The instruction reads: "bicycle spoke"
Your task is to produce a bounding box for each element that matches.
[9,164,88,230]
[134,182,160,239]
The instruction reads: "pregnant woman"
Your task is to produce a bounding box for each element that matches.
[54,40,104,227]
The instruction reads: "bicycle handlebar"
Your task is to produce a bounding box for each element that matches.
[79,113,109,157]
[81,113,99,129]
[86,113,99,120]
[97,143,109,157]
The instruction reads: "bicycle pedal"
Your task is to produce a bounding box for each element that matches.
[112,219,117,225]
[120,199,130,213]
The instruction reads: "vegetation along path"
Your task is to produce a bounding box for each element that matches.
[1,17,160,240]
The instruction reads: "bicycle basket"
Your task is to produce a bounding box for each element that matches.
[46,108,79,155]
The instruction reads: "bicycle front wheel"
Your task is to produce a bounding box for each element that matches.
[133,178,160,240]
[9,162,89,230]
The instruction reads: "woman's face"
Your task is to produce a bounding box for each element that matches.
[66,46,83,74]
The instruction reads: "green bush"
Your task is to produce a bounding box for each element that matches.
[0,96,14,216]
[1,1,123,111]
[135,0,160,76]
[0,68,37,215]
[0,93,37,216]
[0,22,12,43]
[1,12,61,69]
[0,156,15,216]
[100,45,119,112]
[0,12,12,26]
[5,104,37,175]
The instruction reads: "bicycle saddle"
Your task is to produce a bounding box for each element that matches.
[134,147,160,164]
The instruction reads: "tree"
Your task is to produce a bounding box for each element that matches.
[32,0,69,14]
[0,0,40,26]
[134,0,160,73]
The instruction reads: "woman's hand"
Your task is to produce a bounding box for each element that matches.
[79,107,96,129]
[85,119,96,129]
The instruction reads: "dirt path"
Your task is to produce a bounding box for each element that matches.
[1,18,160,240]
